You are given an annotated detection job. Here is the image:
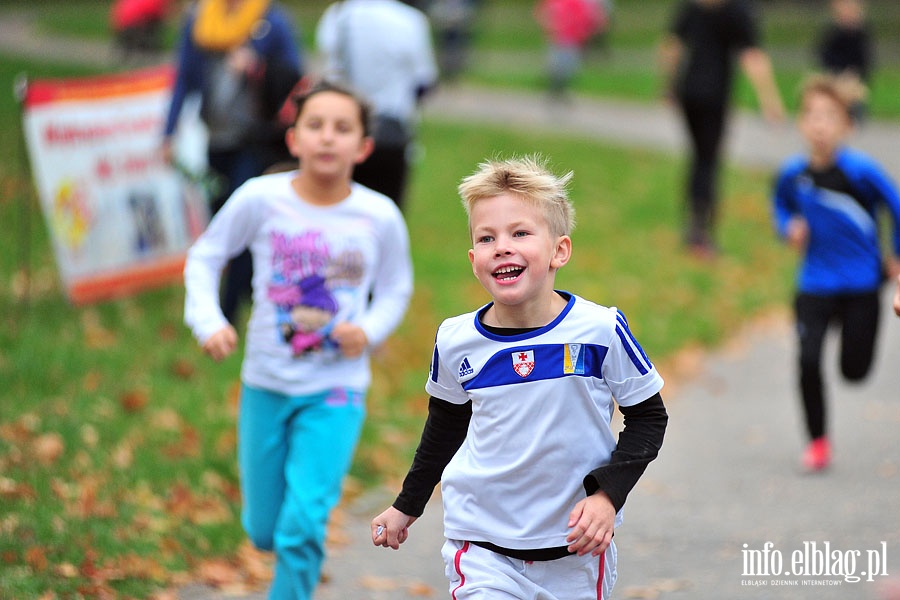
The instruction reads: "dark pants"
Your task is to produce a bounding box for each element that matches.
[208,147,264,325]
[794,291,881,440]
[353,143,409,211]
[679,99,726,246]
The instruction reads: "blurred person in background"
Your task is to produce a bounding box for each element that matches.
[535,0,607,99]
[771,74,900,472]
[316,0,439,211]
[426,0,479,81]
[817,0,873,122]
[110,0,172,63]
[163,0,303,325]
[660,0,784,259]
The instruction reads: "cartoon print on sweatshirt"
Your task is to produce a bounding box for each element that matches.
[267,230,365,356]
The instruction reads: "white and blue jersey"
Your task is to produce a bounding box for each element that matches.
[425,293,664,550]
[773,146,900,295]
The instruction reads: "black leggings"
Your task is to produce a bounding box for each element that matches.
[679,99,726,244]
[794,291,881,440]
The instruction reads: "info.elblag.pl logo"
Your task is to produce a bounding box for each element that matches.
[741,541,889,587]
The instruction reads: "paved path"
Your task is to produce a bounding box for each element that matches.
[3,12,900,600]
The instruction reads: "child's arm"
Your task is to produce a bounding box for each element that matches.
[784,217,809,252]
[739,47,786,124]
[575,392,667,555]
[184,186,259,349]
[893,275,900,318]
[330,322,367,358]
[565,490,616,557]
[357,209,413,350]
[371,506,417,550]
[772,162,807,251]
[584,393,667,511]
[202,325,239,362]
[372,396,471,549]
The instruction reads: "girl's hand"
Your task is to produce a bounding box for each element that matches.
[331,322,368,358]
[202,325,238,362]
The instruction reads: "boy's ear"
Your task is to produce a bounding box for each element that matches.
[550,235,572,269]
[355,136,375,165]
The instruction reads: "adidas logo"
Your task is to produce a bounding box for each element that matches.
[458,357,474,378]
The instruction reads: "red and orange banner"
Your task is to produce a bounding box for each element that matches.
[21,65,208,305]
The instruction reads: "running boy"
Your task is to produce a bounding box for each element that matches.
[772,74,900,472]
[184,80,413,599]
[371,155,668,599]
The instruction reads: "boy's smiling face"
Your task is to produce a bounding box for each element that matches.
[468,193,571,324]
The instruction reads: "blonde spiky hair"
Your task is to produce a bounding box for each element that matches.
[457,154,576,238]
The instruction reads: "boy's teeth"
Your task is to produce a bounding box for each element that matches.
[494,266,522,279]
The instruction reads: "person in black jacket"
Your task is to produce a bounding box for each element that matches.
[660,0,785,258]
[817,0,872,122]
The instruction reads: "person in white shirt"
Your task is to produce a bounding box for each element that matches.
[371,155,667,600]
[316,0,439,210]
[184,80,413,600]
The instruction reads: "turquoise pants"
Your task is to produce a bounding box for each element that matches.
[238,384,366,600]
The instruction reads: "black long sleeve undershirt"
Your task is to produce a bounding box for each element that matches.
[392,392,667,517]
[393,396,471,517]
[584,393,668,512]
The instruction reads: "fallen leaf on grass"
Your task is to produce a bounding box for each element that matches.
[162,425,201,459]
[120,389,149,413]
[151,408,182,431]
[0,476,36,501]
[215,429,237,458]
[81,310,117,349]
[54,562,79,578]
[33,432,64,465]
[196,558,242,587]
[81,370,103,393]
[25,546,48,573]
[111,441,134,469]
[170,358,196,380]
[73,476,117,519]
[164,481,232,525]
[157,322,178,341]
[237,541,273,584]
[93,552,168,583]
[0,417,36,444]
[80,424,99,448]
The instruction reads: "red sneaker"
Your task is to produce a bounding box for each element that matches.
[802,436,831,472]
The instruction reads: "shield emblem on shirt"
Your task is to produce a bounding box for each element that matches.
[512,350,535,378]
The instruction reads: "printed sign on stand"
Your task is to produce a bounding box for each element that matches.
[21,65,208,305]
